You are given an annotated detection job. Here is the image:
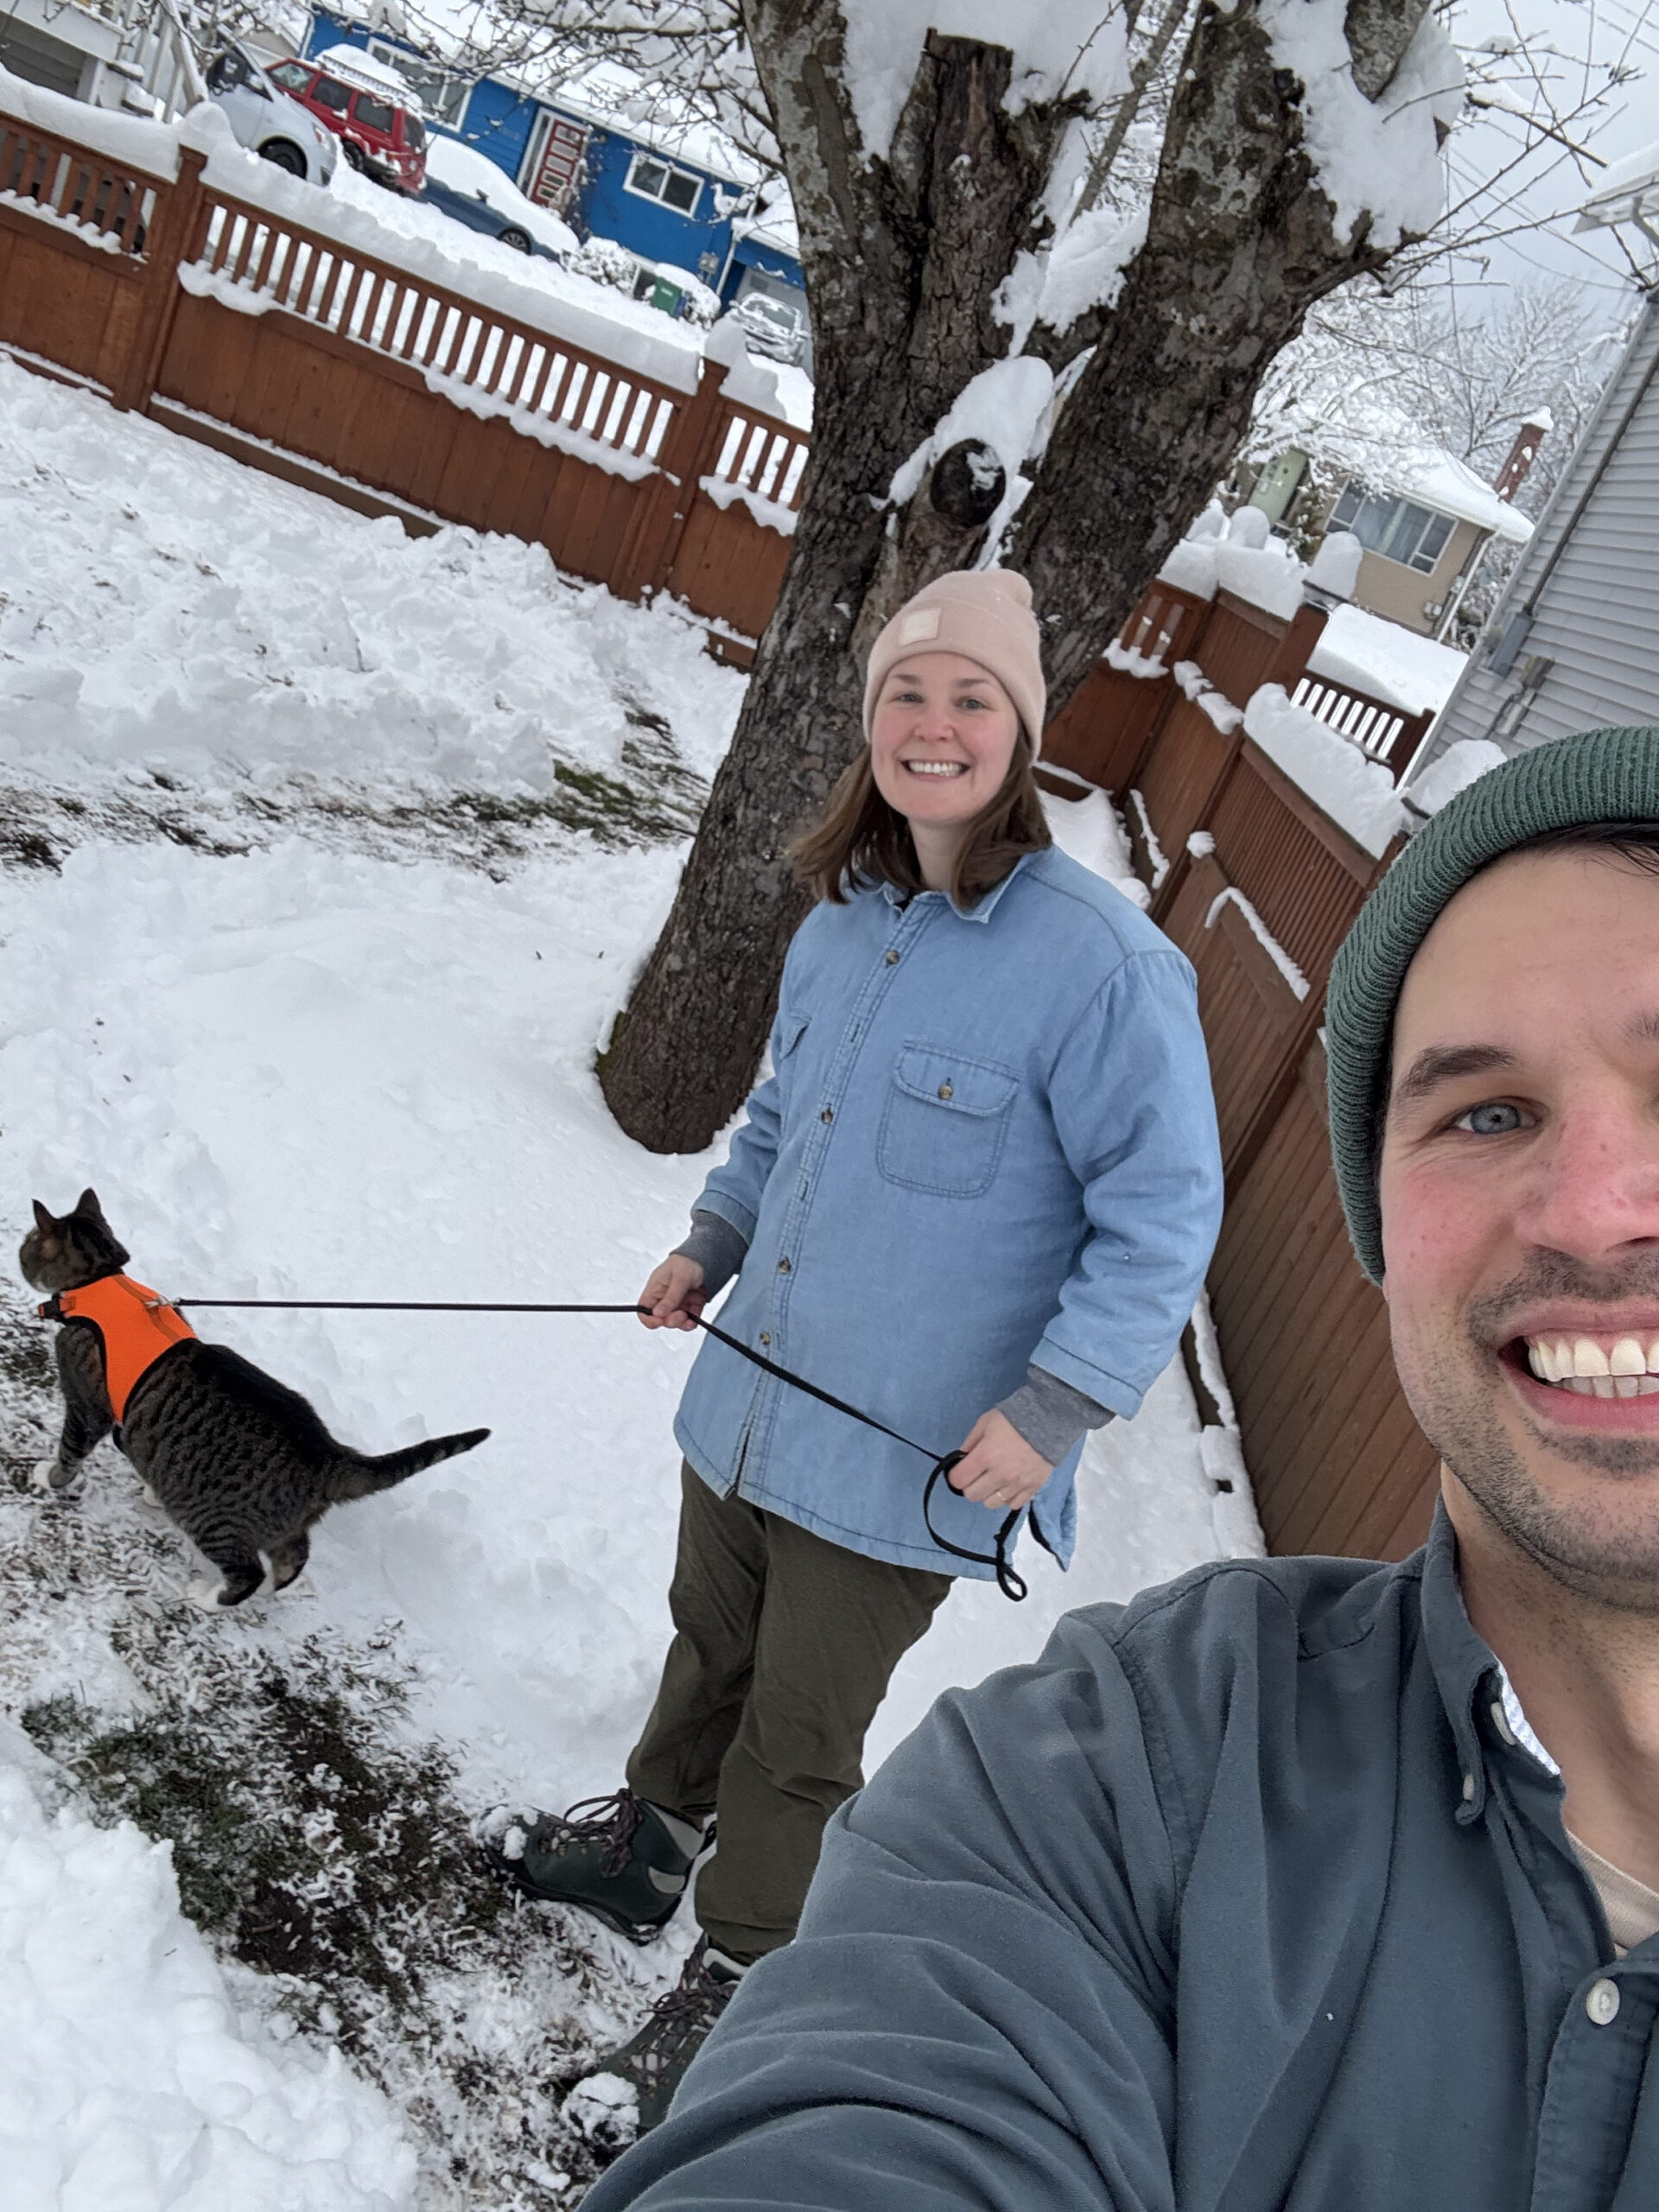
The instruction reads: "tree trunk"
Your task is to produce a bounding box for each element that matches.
[598,15,1072,1152]
[599,0,1434,1155]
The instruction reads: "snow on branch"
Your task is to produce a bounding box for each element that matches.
[1260,0,1463,251]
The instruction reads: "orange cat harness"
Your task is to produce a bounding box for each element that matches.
[40,1274,198,1421]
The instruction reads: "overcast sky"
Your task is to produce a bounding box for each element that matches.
[1442,0,1658,315]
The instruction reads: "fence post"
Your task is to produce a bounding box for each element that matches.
[111,144,207,416]
[607,356,731,604]
[1149,583,1334,929]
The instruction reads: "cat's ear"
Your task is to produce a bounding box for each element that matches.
[76,1188,104,1221]
[32,1199,54,1232]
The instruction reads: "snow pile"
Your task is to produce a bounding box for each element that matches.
[1309,604,1468,715]
[841,0,1128,162]
[1173,660,1243,735]
[1040,786,1149,909]
[1406,737,1508,817]
[0,355,741,789]
[0,1741,415,2211]
[1159,505,1307,621]
[1306,529,1363,600]
[1261,0,1463,249]
[0,59,181,179]
[1244,683,1406,857]
[706,316,815,431]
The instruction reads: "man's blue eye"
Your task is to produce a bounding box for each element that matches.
[1458,1102,1525,1135]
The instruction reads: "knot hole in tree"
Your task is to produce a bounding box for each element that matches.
[928,440,1005,531]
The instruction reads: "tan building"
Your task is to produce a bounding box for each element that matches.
[1319,448,1535,639]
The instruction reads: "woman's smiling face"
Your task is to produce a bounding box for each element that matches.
[868,652,1021,832]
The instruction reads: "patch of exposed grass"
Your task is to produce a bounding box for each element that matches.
[0,1301,664,2207]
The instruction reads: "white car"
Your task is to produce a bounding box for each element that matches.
[204,43,339,187]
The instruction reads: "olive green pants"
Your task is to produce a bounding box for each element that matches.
[625,1464,952,1963]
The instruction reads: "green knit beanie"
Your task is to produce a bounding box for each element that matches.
[1327,726,1659,1283]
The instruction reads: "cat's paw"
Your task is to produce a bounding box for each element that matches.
[185,1574,231,1611]
[140,1481,161,1508]
[31,1458,76,1495]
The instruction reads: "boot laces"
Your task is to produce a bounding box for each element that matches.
[548,1789,648,1878]
[622,1948,735,2084]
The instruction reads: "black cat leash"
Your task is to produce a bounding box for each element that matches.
[166,1295,1030,1600]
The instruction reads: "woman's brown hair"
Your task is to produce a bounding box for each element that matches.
[791,725,1052,908]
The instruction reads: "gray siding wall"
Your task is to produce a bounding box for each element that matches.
[1409,296,1659,779]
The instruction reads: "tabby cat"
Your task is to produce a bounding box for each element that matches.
[21,1189,489,1609]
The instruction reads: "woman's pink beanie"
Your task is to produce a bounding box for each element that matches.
[861,569,1046,748]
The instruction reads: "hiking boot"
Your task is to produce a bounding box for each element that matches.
[484,1789,700,1940]
[601,1937,746,2133]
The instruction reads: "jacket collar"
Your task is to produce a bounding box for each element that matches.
[878,849,1039,925]
[1421,1498,1565,1823]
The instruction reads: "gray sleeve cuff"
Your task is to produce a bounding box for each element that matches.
[997,1364,1116,1468]
[672,1210,751,1298]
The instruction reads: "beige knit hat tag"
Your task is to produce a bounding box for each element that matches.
[899,607,942,643]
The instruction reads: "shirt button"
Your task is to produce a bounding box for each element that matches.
[885,949,900,965]
[760,1332,771,1347]
[1586,1979,1620,2026]
[938,1081,953,1100]
[778,1256,791,1273]
[820,1108,833,1123]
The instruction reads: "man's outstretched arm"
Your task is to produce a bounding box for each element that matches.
[582,1610,1180,2210]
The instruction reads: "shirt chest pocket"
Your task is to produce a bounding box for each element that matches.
[877,1044,1020,1198]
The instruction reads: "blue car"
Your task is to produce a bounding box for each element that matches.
[420,133,577,261]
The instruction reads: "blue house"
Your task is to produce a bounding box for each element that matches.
[302,10,805,315]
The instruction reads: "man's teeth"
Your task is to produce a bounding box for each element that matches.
[904,760,967,777]
[1524,1335,1659,1398]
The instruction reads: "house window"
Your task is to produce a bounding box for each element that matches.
[1330,481,1459,575]
[625,151,702,215]
[366,37,470,127]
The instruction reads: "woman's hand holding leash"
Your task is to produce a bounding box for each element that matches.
[949,1409,1052,1511]
[639,1255,708,1332]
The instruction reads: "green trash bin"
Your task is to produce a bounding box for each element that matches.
[649,276,684,315]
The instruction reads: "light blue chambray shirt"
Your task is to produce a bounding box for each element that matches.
[673,847,1224,1578]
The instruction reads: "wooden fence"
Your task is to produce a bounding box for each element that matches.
[0,111,804,659]
[3,99,1440,1562]
[1044,582,1440,1562]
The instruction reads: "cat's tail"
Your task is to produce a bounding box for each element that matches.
[329,1427,491,1501]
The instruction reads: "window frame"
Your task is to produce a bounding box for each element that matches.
[1329,480,1462,575]
[622,149,703,216]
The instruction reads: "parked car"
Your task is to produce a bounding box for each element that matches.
[204,43,338,186]
[263,54,426,196]
[420,134,577,261]
[723,291,808,365]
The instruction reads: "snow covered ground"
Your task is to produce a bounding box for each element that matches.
[0,353,1259,2205]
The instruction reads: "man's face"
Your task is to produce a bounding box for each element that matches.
[1379,847,1659,1603]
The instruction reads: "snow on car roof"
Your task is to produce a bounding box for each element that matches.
[312,41,425,112]
[423,131,579,255]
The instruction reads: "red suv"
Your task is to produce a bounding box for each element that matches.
[266,55,427,195]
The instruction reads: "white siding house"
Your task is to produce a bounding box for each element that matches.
[1408,293,1659,778]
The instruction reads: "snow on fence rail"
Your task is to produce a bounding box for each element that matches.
[1290,671,1429,767]
[0,98,803,658]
